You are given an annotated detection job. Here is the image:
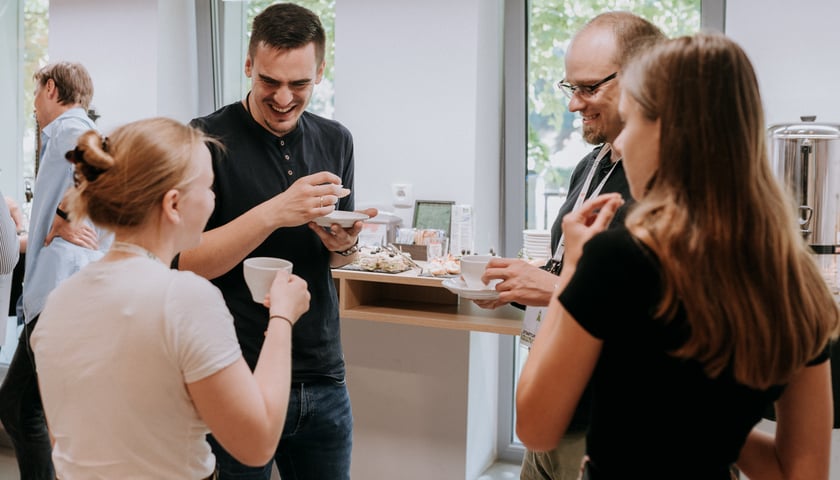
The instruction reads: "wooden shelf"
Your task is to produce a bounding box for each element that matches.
[333,268,522,335]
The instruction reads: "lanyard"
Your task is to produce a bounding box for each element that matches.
[551,144,620,262]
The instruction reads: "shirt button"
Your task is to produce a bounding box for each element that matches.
[280,140,285,146]
[284,154,290,160]
[287,170,293,176]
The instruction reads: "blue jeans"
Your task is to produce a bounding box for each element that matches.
[209,380,353,480]
[0,316,55,480]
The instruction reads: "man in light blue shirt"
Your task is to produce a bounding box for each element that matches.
[0,61,110,480]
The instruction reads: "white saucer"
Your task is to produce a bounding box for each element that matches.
[314,211,370,228]
[441,278,500,300]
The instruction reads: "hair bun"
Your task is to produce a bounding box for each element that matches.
[65,130,113,184]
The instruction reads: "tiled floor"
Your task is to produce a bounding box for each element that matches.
[0,447,19,480]
[0,446,518,480]
[0,317,18,479]
[478,462,522,479]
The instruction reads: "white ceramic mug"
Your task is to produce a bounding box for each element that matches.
[459,255,497,290]
[243,257,294,303]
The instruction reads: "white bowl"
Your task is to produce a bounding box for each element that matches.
[314,211,370,228]
[441,278,500,300]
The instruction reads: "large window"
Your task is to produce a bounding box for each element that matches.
[22,0,49,200]
[0,0,48,205]
[497,0,724,463]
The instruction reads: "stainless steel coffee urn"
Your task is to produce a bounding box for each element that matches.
[768,116,840,297]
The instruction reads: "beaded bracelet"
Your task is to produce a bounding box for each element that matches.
[333,238,360,257]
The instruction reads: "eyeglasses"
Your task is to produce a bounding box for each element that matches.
[557,72,617,99]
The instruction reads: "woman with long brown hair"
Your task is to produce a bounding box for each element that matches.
[516,33,840,479]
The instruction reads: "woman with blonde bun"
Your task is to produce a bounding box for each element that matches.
[32,117,310,479]
[516,33,840,480]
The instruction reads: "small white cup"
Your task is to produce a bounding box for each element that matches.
[243,257,294,303]
[460,255,497,290]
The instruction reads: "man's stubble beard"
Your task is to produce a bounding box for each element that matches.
[583,127,607,146]
[583,117,623,145]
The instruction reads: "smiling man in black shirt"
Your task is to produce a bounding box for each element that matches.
[181,4,375,480]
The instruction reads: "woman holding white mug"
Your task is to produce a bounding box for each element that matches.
[32,117,310,479]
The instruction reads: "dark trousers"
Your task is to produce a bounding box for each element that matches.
[0,316,55,479]
[209,380,353,480]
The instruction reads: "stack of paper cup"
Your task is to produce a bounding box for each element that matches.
[522,229,551,262]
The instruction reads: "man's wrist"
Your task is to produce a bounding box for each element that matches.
[333,238,359,257]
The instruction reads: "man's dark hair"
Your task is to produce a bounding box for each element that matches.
[249,3,326,65]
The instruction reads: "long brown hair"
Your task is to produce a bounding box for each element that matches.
[622,33,840,389]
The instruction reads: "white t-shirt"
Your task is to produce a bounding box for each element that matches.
[32,256,241,480]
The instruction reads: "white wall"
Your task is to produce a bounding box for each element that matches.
[335,1,505,478]
[335,0,503,255]
[466,331,501,479]
[343,320,472,479]
[157,0,200,121]
[50,0,197,134]
[726,0,840,127]
[48,0,505,257]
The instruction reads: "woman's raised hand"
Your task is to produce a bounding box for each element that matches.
[560,193,624,268]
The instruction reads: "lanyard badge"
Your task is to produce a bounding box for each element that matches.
[520,145,620,348]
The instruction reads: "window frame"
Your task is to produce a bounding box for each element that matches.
[496,0,726,462]
[196,0,248,115]
[1,0,41,203]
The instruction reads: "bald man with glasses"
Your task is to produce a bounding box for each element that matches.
[476,12,664,480]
